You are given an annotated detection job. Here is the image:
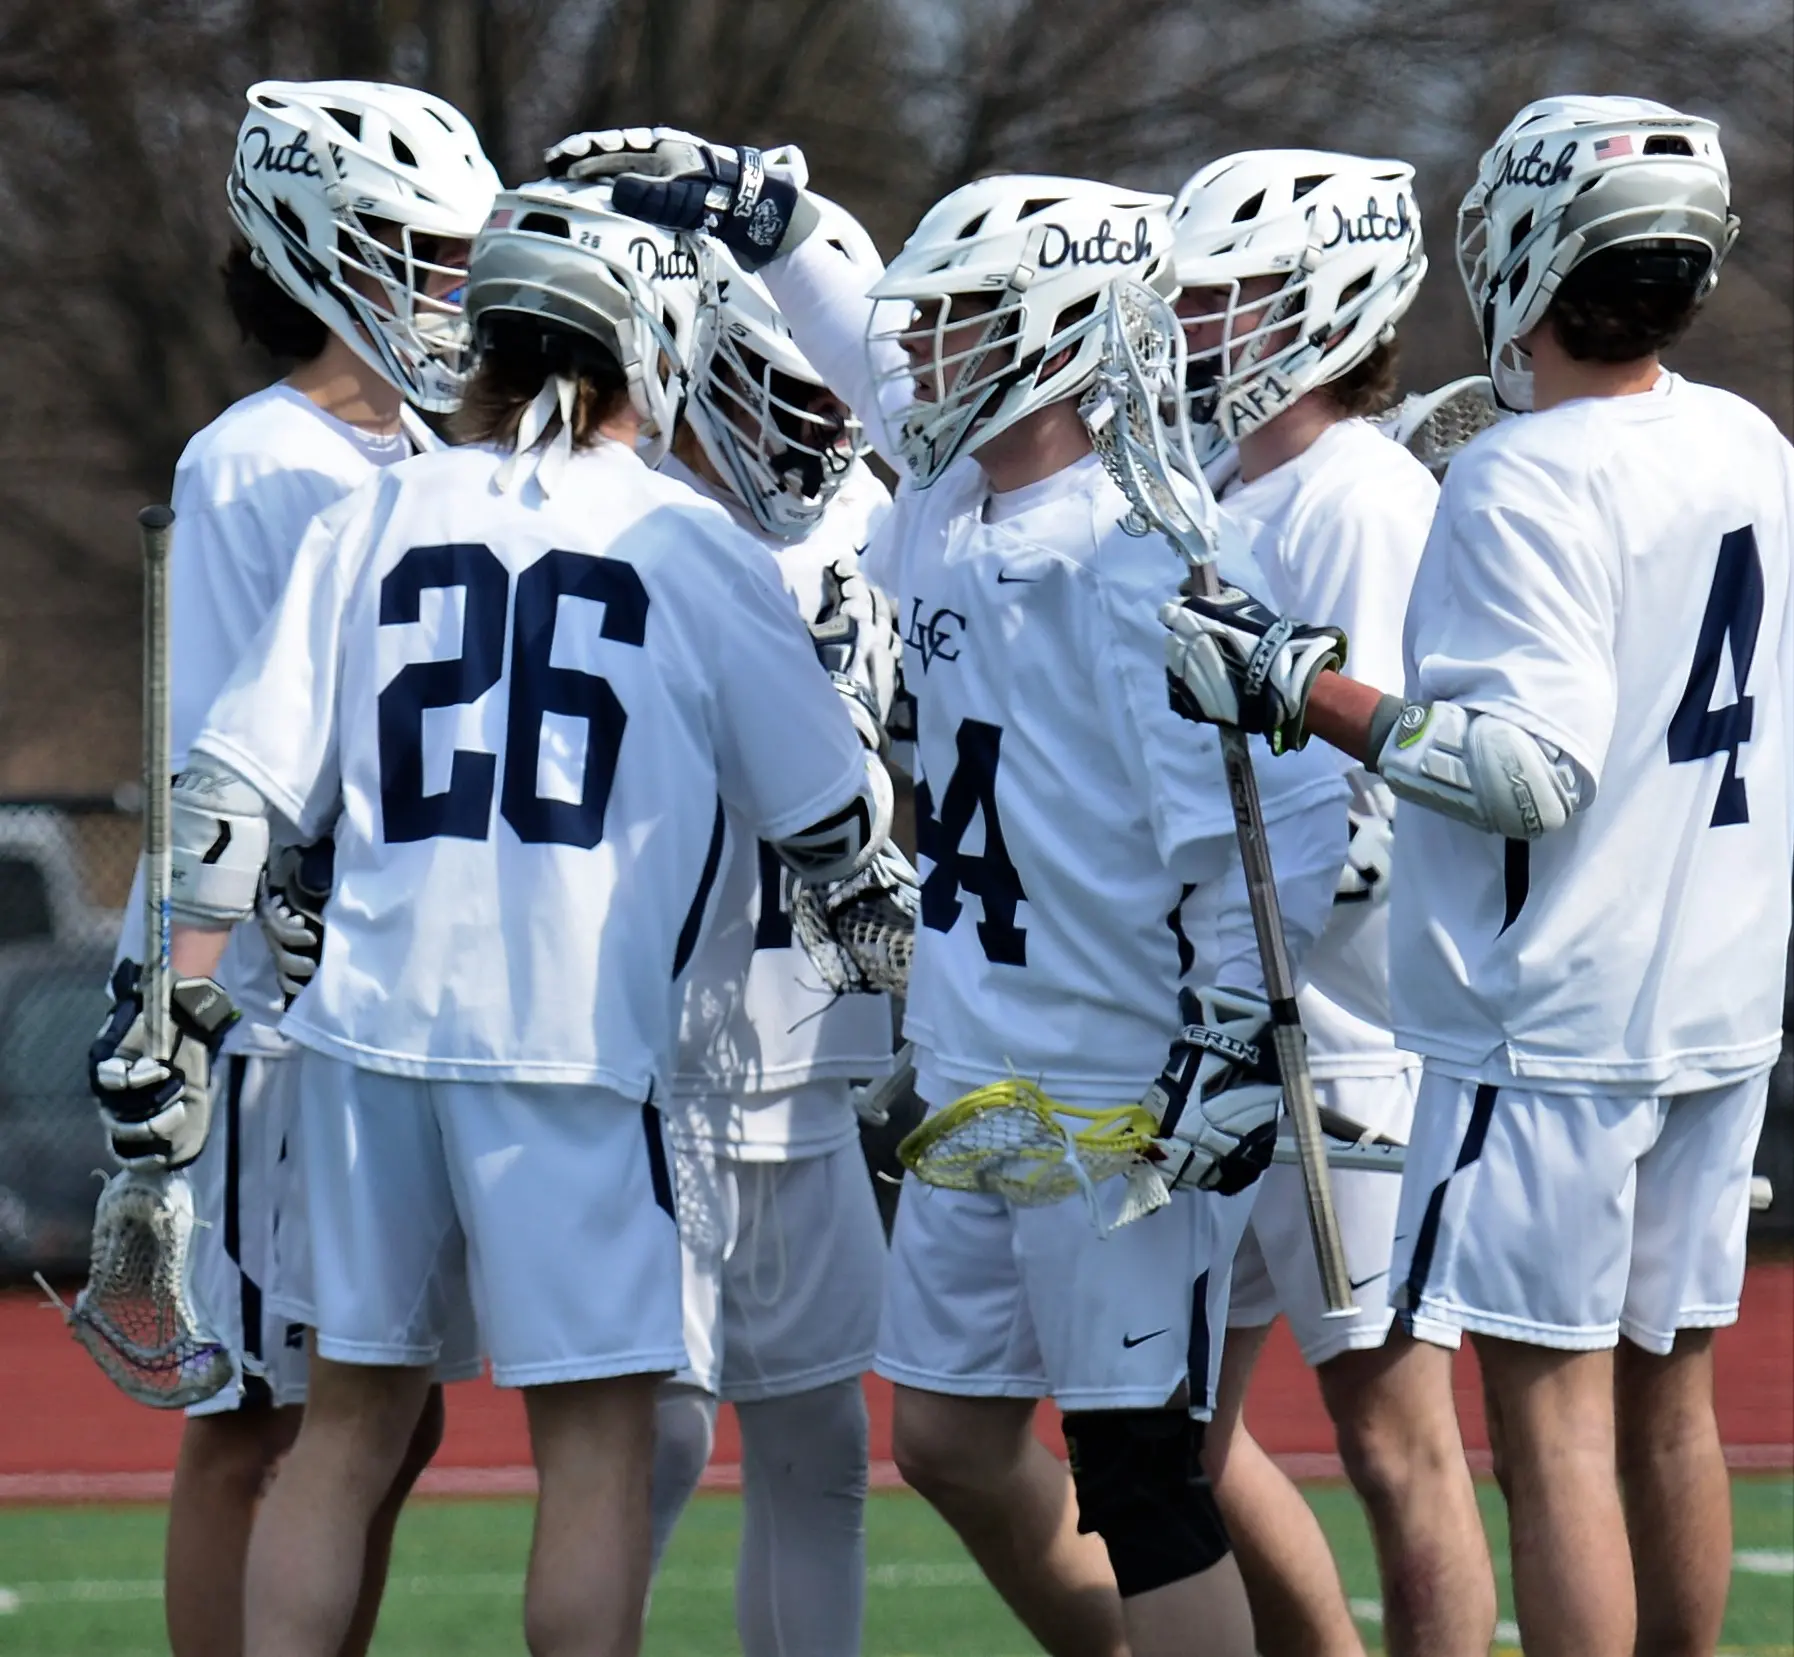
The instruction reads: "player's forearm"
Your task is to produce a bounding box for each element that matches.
[1302,670,1392,767]
[171,924,232,981]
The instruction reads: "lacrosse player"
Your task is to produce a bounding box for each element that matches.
[1164,152,1497,1657]
[560,130,1350,1657]
[87,80,496,1657]
[150,178,893,1657]
[647,217,903,1655]
[1159,96,1793,1657]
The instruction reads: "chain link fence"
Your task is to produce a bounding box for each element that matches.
[0,794,1786,1282]
[0,798,136,1281]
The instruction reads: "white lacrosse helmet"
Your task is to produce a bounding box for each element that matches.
[687,204,869,539]
[1169,150,1426,449]
[1458,95,1738,410]
[227,81,500,412]
[465,179,713,464]
[868,176,1175,486]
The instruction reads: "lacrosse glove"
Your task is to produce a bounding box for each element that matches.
[256,838,334,1007]
[543,126,815,270]
[90,960,238,1170]
[1141,985,1282,1196]
[790,842,919,996]
[1159,589,1345,754]
[810,554,898,754]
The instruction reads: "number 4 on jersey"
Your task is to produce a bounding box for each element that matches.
[1668,525,1763,827]
[917,718,1027,965]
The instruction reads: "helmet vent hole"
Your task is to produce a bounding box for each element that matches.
[1291,175,1327,201]
[390,134,418,168]
[1339,272,1372,306]
[517,212,570,238]
[1511,210,1534,245]
[274,198,308,242]
[1232,189,1266,222]
[323,107,362,140]
[958,210,988,239]
[1644,135,1694,157]
[1507,259,1529,303]
[1018,197,1065,219]
[427,107,454,131]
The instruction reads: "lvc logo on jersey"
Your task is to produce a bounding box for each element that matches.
[905,597,965,672]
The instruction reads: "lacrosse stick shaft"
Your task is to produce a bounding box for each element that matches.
[139,506,175,1063]
[1195,565,1355,1314]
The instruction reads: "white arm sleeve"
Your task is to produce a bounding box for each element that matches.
[760,229,909,473]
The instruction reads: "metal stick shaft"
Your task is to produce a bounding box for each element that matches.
[139,505,175,1063]
[1195,561,1355,1314]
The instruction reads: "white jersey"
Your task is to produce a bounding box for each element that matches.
[191,440,870,1094]
[867,452,1348,1105]
[658,453,897,1158]
[1391,373,1794,1090]
[117,384,421,1056]
[1220,418,1435,1077]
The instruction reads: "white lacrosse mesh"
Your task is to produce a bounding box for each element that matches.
[1377,377,1507,473]
[44,1169,232,1410]
[789,849,918,995]
[1080,281,1220,567]
[689,258,865,537]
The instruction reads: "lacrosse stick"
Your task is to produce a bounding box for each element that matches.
[899,1078,1407,1235]
[789,846,918,997]
[1079,280,1357,1313]
[1373,375,1508,474]
[40,506,232,1409]
[851,1040,916,1127]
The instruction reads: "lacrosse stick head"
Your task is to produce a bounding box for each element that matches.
[1081,280,1222,574]
[898,1080,1170,1231]
[54,1168,233,1409]
[1374,375,1508,474]
[789,846,918,996]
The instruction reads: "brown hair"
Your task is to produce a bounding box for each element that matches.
[1321,337,1401,420]
[1546,242,1712,364]
[221,242,329,363]
[451,313,632,450]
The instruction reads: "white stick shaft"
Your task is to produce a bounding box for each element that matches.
[139,505,175,1063]
[1272,1137,1405,1175]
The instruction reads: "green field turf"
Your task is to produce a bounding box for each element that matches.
[1,1478,1789,1654]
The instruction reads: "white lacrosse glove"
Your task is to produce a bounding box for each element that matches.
[810,554,898,753]
[256,838,334,1007]
[542,127,815,270]
[1159,589,1346,755]
[1140,986,1282,1196]
[89,961,239,1170]
[1335,804,1395,906]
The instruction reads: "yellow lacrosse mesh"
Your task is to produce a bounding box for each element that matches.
[898,1078,1171,1232]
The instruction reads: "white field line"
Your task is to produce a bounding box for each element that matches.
[1349,1597,1521,1645]
[0,1560,988,1609]
[1734,1548,1794,1574]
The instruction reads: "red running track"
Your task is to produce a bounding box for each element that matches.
[3,1266,1788,1500]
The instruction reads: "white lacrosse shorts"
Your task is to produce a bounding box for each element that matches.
[1390,1067,1769,1354]
[293,1053,687,1387]
[1228,1070,1420,1366]
[672,1117,885,1403]
[877,1109,1252,1416]
[183,1054,310,1415]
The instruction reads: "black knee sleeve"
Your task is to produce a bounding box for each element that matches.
[1061,1410,1232,1598]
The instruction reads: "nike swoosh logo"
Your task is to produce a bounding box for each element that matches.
[1121,1329,1168,1349]
[1349,1269,1388,1292]
[996,570,1039,584]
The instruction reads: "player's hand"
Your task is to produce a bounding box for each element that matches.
[1141,986,1281,1196]
[1159,590,1345,754]
[256,838,334,1006]
[89,961,238,1170]
[811,554,898,752]
[542,127,812,270]
[1335,802,1395,906]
